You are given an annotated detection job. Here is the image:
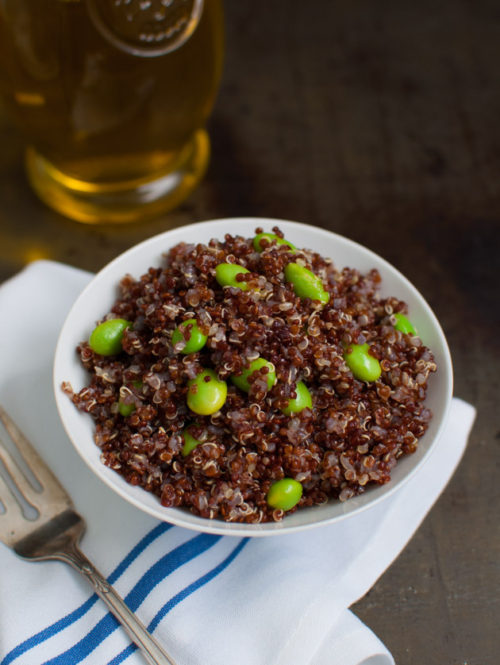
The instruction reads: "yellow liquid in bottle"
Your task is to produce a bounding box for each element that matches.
[0,0,224,223]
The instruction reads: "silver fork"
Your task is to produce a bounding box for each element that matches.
[0,405,177,665]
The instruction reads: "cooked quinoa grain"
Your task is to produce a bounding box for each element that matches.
[63,228,436,523]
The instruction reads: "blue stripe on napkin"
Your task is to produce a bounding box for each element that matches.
[107,537,249,665]
[1,523,172,665]
[42,533,221,665]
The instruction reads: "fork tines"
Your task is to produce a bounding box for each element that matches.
[0,405,73,545]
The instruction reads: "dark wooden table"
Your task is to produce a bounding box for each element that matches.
[0,1,497,663]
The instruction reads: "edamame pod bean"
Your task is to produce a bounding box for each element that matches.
[187,369,227,415]
[253,232,296,253]
[266,478,303,511]
[284,263,329,304]
[172,318,207,354]
[281,380,312,415]
[89,318,131,356]
[231,358,277,392]
[118,401,135,417]
[215,263,251,290]
[118,380,142,416]
[344,343,381,382]
[182,428,202,456]
[393,312,417,335]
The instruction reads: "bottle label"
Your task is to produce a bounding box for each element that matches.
[86,0,204,57]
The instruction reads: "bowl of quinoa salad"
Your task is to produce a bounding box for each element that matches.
[53,218,453,536]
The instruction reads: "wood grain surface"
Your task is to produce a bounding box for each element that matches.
[0,1,498,663]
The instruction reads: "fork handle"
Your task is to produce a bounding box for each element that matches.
[55,544,178,665]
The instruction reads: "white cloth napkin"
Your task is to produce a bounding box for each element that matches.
[0,261,476,665]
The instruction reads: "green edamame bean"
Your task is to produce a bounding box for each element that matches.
[172,319,207,354]
[181,428,202,456]
[393,312,417,335]
[284,263,329,304]
[118,380,142,417]
[266,478,303,511]
[215,263,251,290]
[118,401,135,417]
[231,358,277,393]
[89,318,131,356]
[281,380,312,415]
[344,343,381,382]
[253,232,296,253]
[187,369,227,415]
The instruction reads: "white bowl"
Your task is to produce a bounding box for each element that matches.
[53,218,453,536]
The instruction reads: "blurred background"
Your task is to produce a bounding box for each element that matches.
[0,1,498,663]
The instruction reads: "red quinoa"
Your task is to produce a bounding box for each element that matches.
[63,228,436,523]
